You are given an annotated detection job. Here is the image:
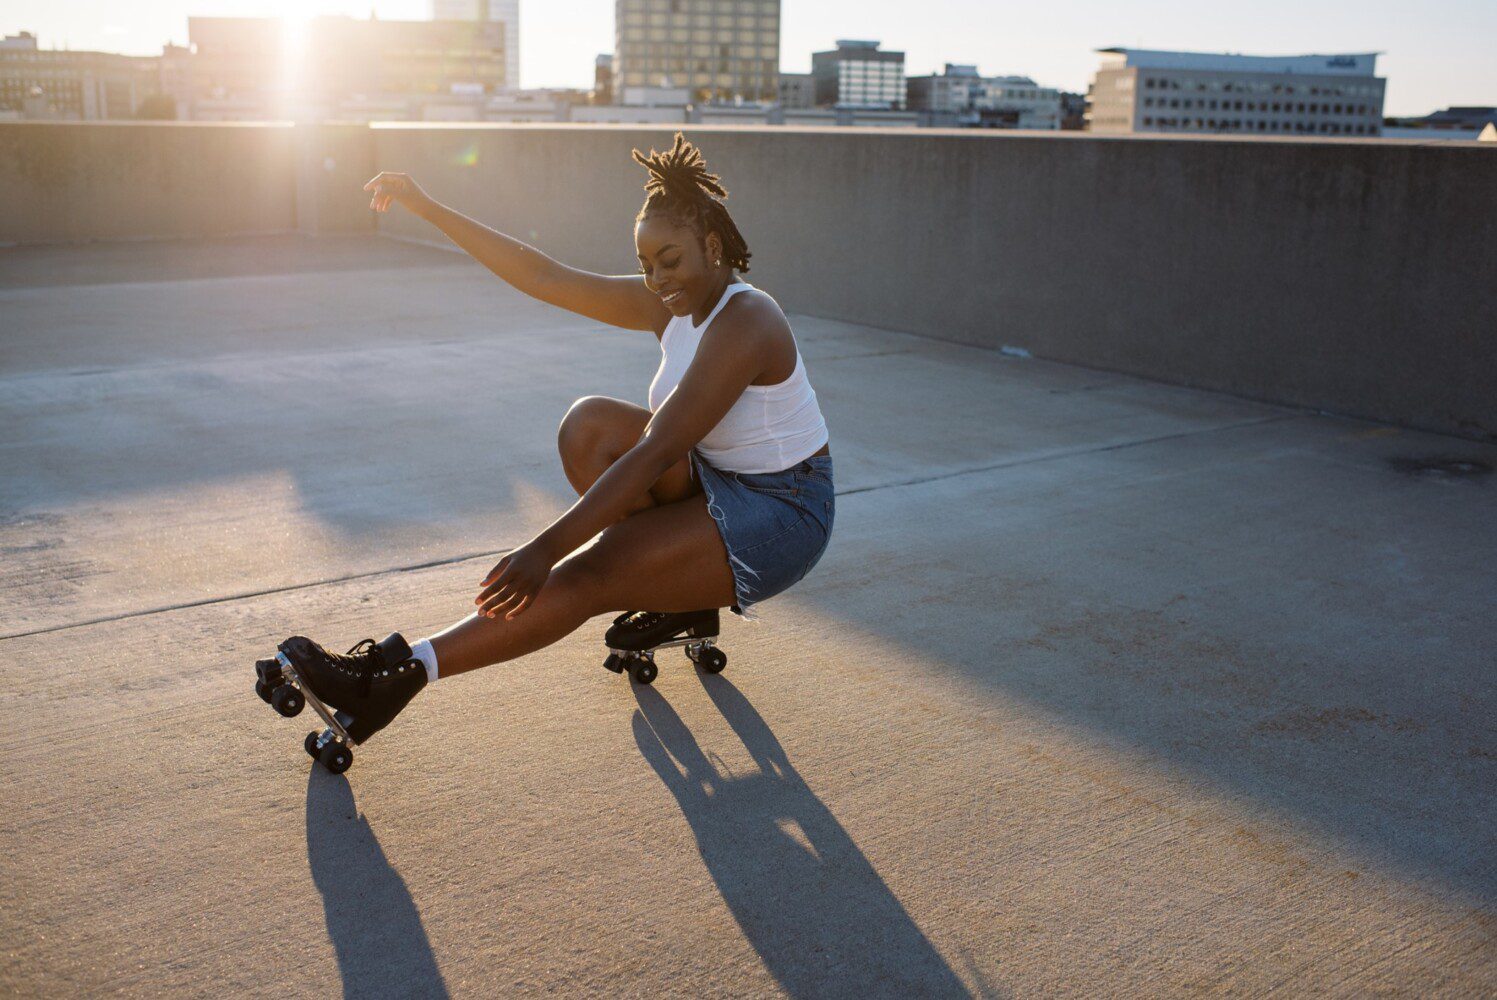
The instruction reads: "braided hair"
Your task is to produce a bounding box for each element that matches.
[632,132,752,273]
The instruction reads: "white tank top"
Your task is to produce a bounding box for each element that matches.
[647,281,830,474]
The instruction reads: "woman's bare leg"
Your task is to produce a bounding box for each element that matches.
[425,396,725,676]
[427,493,736,676]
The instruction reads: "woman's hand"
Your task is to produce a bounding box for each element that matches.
[475,539,558,620]
[362,171,431,215]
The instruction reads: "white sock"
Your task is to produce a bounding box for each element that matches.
[410,638,439,683]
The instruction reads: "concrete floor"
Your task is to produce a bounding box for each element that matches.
[1,235,1492,997]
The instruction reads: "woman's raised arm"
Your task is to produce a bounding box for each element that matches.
[364,172,670,334]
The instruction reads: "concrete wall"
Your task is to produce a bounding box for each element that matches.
[372,125,1497,442]
[0,122,374,244]
[2,121,1493,442]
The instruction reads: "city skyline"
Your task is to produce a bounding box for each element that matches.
[3,0,1493,117]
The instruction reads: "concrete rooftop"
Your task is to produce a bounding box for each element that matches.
[1,235,1493,996]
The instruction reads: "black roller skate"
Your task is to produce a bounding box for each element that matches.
[253,632,427,774]
[602,609,726,685]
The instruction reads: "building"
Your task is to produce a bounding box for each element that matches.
[188,16,509,121]
[906,63,1061,128]
[1,31,163,120]
[1398,106,1497,132]
[1382,107,1497,141]
[593,54,613,105]
[811,40,904,109]
[618,85,691,107]
[1058,91,1086,130]
[778,71,813,109]
[431,0,520,92]
[1088,48,1385,137]
[613,0,779,105]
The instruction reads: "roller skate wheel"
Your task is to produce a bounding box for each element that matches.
[699,648,728,675]
[255,679,274,704]
[632,659,659,686]
[304,731,322,759]
[318,741,353,775]
[271,685,305,718]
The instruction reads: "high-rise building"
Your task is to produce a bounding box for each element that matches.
[811,40,904,109]
[614,0,779,105]
[906,63,1061,128]
[431,0,520,92]
[1087,48,1385,137]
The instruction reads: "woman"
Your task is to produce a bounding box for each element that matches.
[272,133,834,750]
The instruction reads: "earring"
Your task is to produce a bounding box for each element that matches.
[715,258,723,266]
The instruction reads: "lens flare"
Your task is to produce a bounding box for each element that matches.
[452,142,480,168]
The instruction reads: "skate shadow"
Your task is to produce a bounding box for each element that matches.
[305,770,450,999]
[632,676,975,999]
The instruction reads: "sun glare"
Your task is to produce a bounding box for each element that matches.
[275,2,313,119]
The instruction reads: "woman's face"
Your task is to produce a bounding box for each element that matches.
[635,213,721,316]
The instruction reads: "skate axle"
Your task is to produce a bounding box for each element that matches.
[606,637,716,657]
[275,651,352,746]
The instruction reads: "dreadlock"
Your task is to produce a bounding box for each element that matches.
[631,132,752,273]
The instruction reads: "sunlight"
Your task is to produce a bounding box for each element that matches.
[275,3,312,120]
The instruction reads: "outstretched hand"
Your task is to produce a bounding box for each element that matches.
[362,171,430,214]
[475,539,557,620]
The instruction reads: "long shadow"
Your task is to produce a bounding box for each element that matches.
[305,770,450,999]
[785,428,1497,906]
[632,676,976,999]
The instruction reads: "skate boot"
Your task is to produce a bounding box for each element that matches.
[602,609,726,685]
[253,632,427,774]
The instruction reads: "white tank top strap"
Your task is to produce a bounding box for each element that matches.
[666,281,754,339]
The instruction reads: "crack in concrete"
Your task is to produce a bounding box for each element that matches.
[0,412,1301,642]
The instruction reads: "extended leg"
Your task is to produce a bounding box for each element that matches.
[428,492,736,676]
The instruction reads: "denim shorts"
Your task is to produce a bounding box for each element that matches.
[690,450,836,619]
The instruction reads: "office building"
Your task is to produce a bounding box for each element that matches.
[593,54,613,104]
[778,71,813,109]
[431,0,520,92]
[614,0,779,105]
[1,31,162,120]
[1087,48,1385,136]
[811,40,904,109]
[188,16,509,120]
[906,63,1061,128]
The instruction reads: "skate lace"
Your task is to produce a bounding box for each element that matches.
[343,638,380,696]
[629,612,666,631]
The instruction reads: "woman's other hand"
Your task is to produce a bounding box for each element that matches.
[475,539,558,620]
[362,171,431,214]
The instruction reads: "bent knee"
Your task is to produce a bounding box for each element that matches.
[558,396,646,460]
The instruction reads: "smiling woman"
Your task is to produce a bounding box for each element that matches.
[262,132,833,772]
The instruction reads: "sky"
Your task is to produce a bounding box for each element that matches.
[4,0,1494,117]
